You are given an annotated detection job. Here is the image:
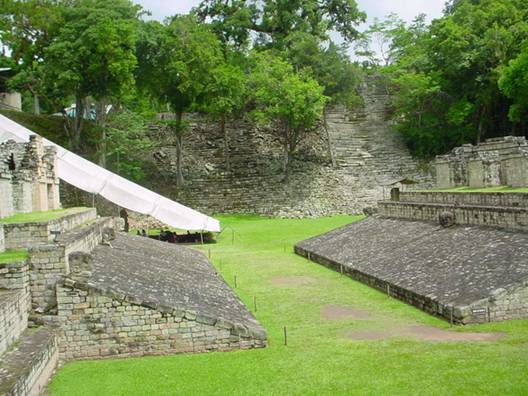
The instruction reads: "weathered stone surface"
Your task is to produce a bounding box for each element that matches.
[436,136,528,188]
[61,76,433,218]
[89,234,261,328]
[295,216,528,323]
[0,327,58,396]
[0,135,60,219]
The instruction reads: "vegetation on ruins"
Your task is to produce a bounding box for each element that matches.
[249,52,328,180]
[0,249,28,264]
[2,0,528,177]
[357,0,528,157]
[49,215,528,395]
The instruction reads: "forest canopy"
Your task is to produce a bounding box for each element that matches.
[0,0,527,170]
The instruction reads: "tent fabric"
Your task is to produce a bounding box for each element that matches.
[0,114,221,232]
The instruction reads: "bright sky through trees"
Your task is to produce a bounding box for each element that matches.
[135,0,445,26]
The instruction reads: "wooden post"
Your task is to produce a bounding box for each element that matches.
[283,326,287,346]
[253,296,257,313]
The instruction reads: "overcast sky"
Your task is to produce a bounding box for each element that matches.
[134,0,446,26]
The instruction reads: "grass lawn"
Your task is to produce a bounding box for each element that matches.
[0,207,89,224]
[49,215,528,395]
[425,186,528,193]
[0,250,28,264]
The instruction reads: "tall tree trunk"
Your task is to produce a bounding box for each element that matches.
[33,94,40,115]
[63,95,85,151]
[95,99,107,168]
[175,111,184,187]
[222,114,231,172]
[477,106,486,144]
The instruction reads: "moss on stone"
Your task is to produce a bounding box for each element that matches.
[0,250,28,264]
[0,207,89,224]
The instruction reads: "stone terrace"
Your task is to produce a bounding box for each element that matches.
[295,217,528,324]
[90,234,261,327]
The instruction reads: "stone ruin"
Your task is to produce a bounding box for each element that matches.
[296,187,528,325]
[435,136,528,188]
[0,135,60,220]
[0,138,266,395]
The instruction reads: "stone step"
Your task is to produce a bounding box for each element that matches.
[398,191,528,208]
[3,208,97,250]
[378,200,528,231]
[0,327,58,396]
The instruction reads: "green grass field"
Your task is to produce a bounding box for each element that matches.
[0,250,28,264]
[49,215,528,395]
[0,207,88,224]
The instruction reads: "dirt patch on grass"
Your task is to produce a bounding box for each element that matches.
[344,324,504,342]
[406,325,504,342]
[271,276,317,286]
[321,305,371,321]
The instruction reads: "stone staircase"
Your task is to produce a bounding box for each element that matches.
[0,208,116,395]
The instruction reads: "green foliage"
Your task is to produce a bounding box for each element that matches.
[248,52,328,178]
[103,110,153,181]
[286,36,362,108]
[386,0,528,158]
[49,214,528,395]
[499,43,528,122]
[44,0,140,103]
[137,16,223,120]
[195,0,366,49]
[203,62,247,120]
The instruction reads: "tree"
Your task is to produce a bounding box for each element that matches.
[0,0,64,114]
[499,44,528,124]
[136,16,223,186]
[203,62,247,172]
[354,13,405,67]
[103,110,153,181]
[194,0,366,49]
[43,0,141,157]
[249,52,328,180]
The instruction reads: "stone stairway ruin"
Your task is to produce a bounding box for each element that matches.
[0,137,266,396]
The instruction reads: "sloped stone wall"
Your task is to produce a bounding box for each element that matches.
[57,283,266,360]
[103,76,429,218]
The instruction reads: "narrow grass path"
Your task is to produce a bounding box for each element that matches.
[49,215,528,395]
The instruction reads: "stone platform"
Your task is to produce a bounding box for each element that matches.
[57,234,267,359]
[295,217,528,324]
[0,327,58,396]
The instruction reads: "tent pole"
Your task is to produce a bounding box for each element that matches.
[200,231,204,245]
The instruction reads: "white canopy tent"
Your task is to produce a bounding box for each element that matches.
[0,114,221,232]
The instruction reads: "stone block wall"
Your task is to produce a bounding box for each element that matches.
[28,245,67,313]
[3,208,97,250]
[0,135,60,220]
[436,136,528,188]
[468,152,501,188]
[1,328,59,396]
[0,179,13,218]
[399,191,528,207]
[0,224,4,253]
[378,201,528,230]
[502,152,528,187]
[0,290,31,356]
[56,282,266,360]
[0,260,31,356]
